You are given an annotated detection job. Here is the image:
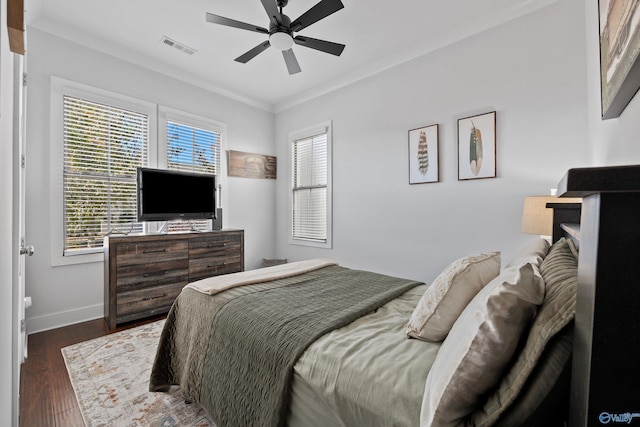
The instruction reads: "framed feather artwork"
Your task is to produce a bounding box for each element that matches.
[457,111,496,181]
[408,124,439,184]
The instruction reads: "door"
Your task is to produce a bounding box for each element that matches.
[13,47,31,426]
[14,53,29,364]
[13,47,32,427]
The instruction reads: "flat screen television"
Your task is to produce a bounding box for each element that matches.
[137,167,216,221]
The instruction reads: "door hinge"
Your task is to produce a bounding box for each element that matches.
[20,319,25,333]
[22,72,27,87]
[21,154,26,168]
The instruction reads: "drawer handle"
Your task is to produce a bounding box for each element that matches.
[206,243,227,248]
[142,293,168,301]
[207,262,226,268]
[143,248,168,254]
[143,271,170,278]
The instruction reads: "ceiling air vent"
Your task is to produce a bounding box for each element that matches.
[160,36,197,55]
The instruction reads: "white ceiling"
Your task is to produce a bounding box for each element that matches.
[26,0,558,112]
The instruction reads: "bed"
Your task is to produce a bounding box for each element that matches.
[149,165,640,426]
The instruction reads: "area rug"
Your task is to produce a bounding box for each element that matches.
[62,320,215,426]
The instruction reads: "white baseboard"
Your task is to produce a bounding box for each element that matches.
[27,303,103,334]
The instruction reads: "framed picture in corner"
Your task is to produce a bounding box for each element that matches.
[408,124,439,184]
[457,111,496,181]
[598,0,640,119]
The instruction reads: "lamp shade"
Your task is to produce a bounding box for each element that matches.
[521,196,581,236]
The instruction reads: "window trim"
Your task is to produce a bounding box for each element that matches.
[288,121,333,249]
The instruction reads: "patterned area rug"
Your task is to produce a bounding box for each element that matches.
[62,320,215,426]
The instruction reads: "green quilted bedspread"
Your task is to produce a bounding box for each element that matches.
[149,265,421,427]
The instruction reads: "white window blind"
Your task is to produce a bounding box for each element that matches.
[291,132,328,242]
[165,120,221,232]
[63,96,148,254]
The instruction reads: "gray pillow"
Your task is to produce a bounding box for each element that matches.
[493,324,573,427]
[406,252,500,342]
[468,237,578,426]
[420,262,545,426]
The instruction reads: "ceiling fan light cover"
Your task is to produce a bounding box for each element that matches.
[270,32,294,51]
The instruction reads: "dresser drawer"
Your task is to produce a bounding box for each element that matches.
[116,282,185,321]
[189,254,243,282]
[188,233,242,281]
[116,261,188,292]
[189,234,242,259]
[116,240,188,266]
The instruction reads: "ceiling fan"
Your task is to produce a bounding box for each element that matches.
[206,0,345,75]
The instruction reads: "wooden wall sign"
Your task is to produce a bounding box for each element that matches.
[227,150,277,179]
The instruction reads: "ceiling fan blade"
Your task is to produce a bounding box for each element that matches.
[290,0,344,32]
[206,13,268,34]
[294,36,345,56]
[260,0,283,25]
[235,41,271,63]
[282,49,301,75]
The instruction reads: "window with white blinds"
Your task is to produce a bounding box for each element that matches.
[164,120,221,232]
[290,123,332,247]
[62,96,148,254]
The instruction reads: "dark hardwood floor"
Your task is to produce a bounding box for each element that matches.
[19,315,164,427]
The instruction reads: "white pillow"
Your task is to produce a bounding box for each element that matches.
[406,252,500,342]
[420,262,545,427]
[504,238,550,269]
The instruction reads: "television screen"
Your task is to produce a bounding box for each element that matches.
[137,167,216,221]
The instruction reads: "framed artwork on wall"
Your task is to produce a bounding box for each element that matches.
[408,124,439,184]
[598,0,640,119]
[457,111,496,181]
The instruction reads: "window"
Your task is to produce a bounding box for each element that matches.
[290,122,332,248]
[51,78,225,266]
[166,120,220,174]
[161,112,222,232]
[62,96,148,255]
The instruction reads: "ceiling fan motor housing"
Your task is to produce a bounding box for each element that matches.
[269,13,291,33]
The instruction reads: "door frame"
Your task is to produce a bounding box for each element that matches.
[12,51,26,427]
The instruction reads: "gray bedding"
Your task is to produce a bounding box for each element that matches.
[149,265,424,426]
[289,284,437,427]
[150,252,575,426]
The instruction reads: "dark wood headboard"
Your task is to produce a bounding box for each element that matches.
[551,165,640,427]
[548,202,581,244]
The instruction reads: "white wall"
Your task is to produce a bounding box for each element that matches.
[585,1,640,162]
[25,28,276,332]
[274,0,590,285]
[1,0,16,423]
[25,0,639,335]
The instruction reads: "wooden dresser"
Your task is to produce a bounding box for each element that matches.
[104,230,244,329]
